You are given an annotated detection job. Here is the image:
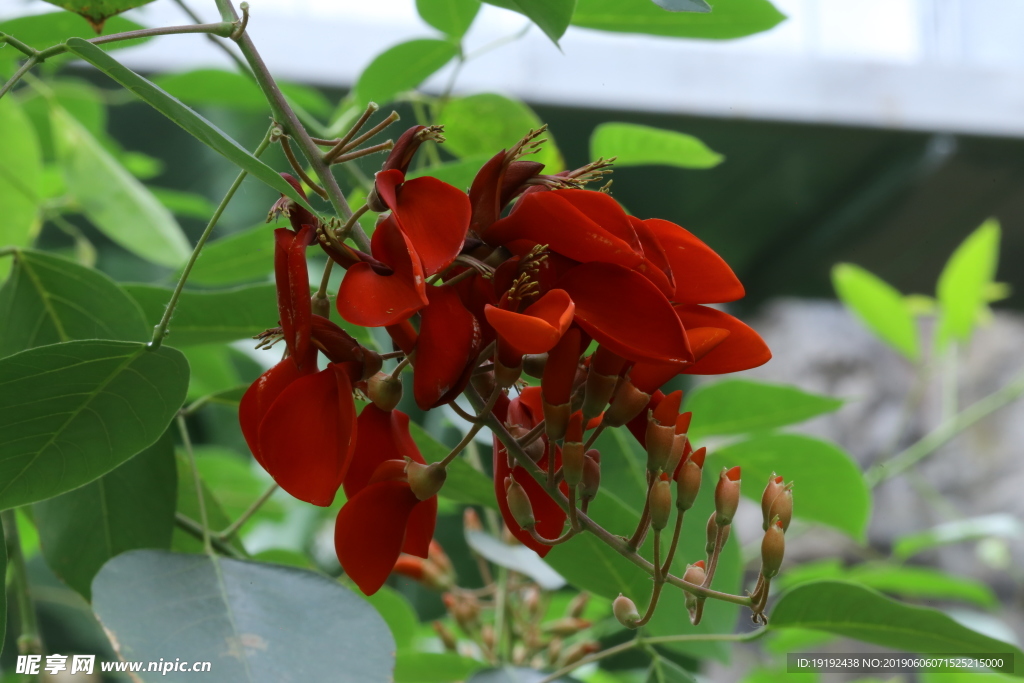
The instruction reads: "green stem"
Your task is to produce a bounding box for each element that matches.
[0,55,39,99]
[2,510,42,657]
[865,366,1024,487]
[171,0,254,77]
[177,415,212,556]
[150,126,272,348]
[217,483,278,541]
[174,513,244,559]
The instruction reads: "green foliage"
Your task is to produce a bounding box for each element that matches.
[650,0,711,11]
[41,0,156,31]
[465,529,566,589]
[153,69,332,118]
[468,667,577,682]
[770,581,1023,670]
[0,341,189,510]
[0,96,43,280]
[591,123,723,169]
[0,249,148,357]
[172,453,243,555]
[708,434,870,539]
[440,94,563,171]
[0,12,149,60]
[395,652,486,682]
[685,379,842,439]
[571,0,785,39]
[185,224,276,286]
[33,431,176,600]
[354,39,461,108]
[194,448,283,523]
[417,0,482,38]
[482,0,577,44]
[832,262,920,360]
[409,421,500,508]
[0,518,6,647]
[150,187,219,219]
[91,550,397,681]
[893,514,1021,560]
[646,656,696,683]
[360,585,420,650]
[937,219,1001,347]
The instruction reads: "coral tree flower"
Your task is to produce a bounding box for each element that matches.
[335,405,438,595]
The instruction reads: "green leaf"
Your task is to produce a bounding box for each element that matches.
[685,380,842,439]
[183,345,244,401]
[468,668,577,683]
[0,12,149,60]
[395,652,485,683]
[0,249,148,358]
[51,106,191,267]
[465,529,566,589]
[92,549,396,682]
[0,340,189,510]
[0,516,6,648]
[485,0,576,44]
[409,420,499,509]
[186,224,275,286]
[416,0,482,38]
[646,656,696,683]
[832,263,919,360]
[546,427,741,662]
[591,123,723,169]
[893,514,1022,560]
[63,39,316,214]
[770,581,1023,671]
[124,282,277,346]
[440,94,563,172]
[150,187,217,219]
[172,452,243,555]
[651,0,711,11]
[354,39,460,107]
[0,96,42,280]
[937,219,1001,346]
[708,434,870,539]
[194,447,283,523]
[408,157,491,192]
[572,0,785,39]
[361,585,420,650]
[33,430,176,600]
[41,0,156,31]
[153,69,332,118]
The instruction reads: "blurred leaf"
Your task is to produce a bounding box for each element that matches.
[708,434,870,539]
[124,282,277,346]
[685,380,842,439]
[92,550,396,681]
[832,263,919,360]
[153,69,332,118]
[0,96,42,280]
[150,187,217,219]
[0,249,148,358]
[0,12,149,60]
[64,39,316,214]
[409,421,499,509]
[186,223,275,286]
[361,585,420,650]
[395,652,485,682]
[417,0,482,38]
[19,78,106,161]
[483,0,576,44]
[572,0,785,39]
[469,668,578,683]
[172,452,244,555]
[0,514,5,646]
[547,427,740,662]
[52,106,191,267]
[193,447,283,523]
[894,514,1022,560]
[763,627,833,654]
[591,123,722,169]
[41,0,156,31]
[646,656,696,683]
[465,529,566,589]
[120,149,163,179]
[0,340,188,509]
[34,430,176,600]
[440,94,563,172]
[354,39,460,107]
[408,157,490,192]
[650,0,711,11]
[905,293,937,316]
[182,345,244,401]
[770,581,1022,669]
[937,219,1001,347]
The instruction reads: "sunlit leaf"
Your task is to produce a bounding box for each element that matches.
[440,94,562,171]
[353,39,460,108]
[408,157,490,192]
[832,263,919,360]
[0,12,149,60]
[894,514,1022,560]
[572,0,785,40]
[685,379,842,439]
[591,123,722,169]
[0,518,6,646]
[150,187,217,219]
[417,0,482,38]
[153,69,332,118]
[361,585,420,650]
[124,283,277,346]
[0,96,42,280]
[186,224,275,286]
[172,452,244,555]
[482,0,576,44]
[395,652,485,683]
[937,219,1001,347]
[650,0,710,11]
[41,0,156,31]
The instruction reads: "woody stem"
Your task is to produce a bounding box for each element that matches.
[177,414,212,556]
[632,530,664,628]
[440,387,503,468]
[583,422,606,450]
[660,509,685,576]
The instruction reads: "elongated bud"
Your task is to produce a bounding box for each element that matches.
[714,466,741,526]
[761,473,784,531]
[522,353,547,378]
[505,476,535,530]
[494,352,523,389]
[367,371,403,411]
[645,412,674,474]
[558,641,600,668]
[509,424,545,462]
[481,623,496,651]
[567,591,590,618]
[407,460,446,500]
[581,370,617,424]
[311,293,331,318]
[523,586,542,617]
[761,518,785,578]
[581,449,601,503]
[650,477,673,531]
[682,560,706,585]
[543,400,571,444]
[768,485,793,532]
[603,379,651,428]
[561,412,585,488]
[612,594,640,629]
[674,446,705,511]
[705,511,718,555]
[544,617,591,636]
[432,621,458,651]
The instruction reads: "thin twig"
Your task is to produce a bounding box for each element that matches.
[177,415,212,556]
[217,483,278,541]
[279,134,328,199]
[175,513,245,559]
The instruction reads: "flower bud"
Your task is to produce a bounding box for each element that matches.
[682,560,706,586]
[761,518,785,578]
[522,353,547,378]
[581,370,617,424]
[580,449,601,503]
[561,412,585,488]
[544,617,591,636]
[714,466,741,526]
[557,641,600,668]
[603,379,651,428]
[523,586,542,617]
[311,293,331,318]
[761,474,784,531]
[567,591,590,618]
[494,353,523,389]
[367,371,403,412]
[768,485,793,532]
[432,621,458,651]
[509,424,545,462]
[645,411,674,474]
[406,460,446,500]
[505,476,535,530]
[705,511,718,555]
[543,400,571,444]
[674,446,705,511]
[649,477,673,531]
[612,594,640,629]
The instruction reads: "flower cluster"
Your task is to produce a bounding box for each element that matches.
[241,123,772,598]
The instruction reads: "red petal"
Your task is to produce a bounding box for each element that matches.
[643,219,744,304]
[484,290,574,355]
[629,326,733,393]
[485,192,642,269]
[388,176,471,276]
[468,150,506,236]
[541,327,583,406]
[258,364,357,506]
[493,434,567,557]
[413,286,482,409]
[675,305,771,375]
[630,216,676,299]
[337,217,428,327]
[335,480,420,595]
[239,357,305,470]
[402,495,437,558]
[556,190,641,253]
[558,262,692,364]
[274,226,316,369]
[344,406,425,499]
